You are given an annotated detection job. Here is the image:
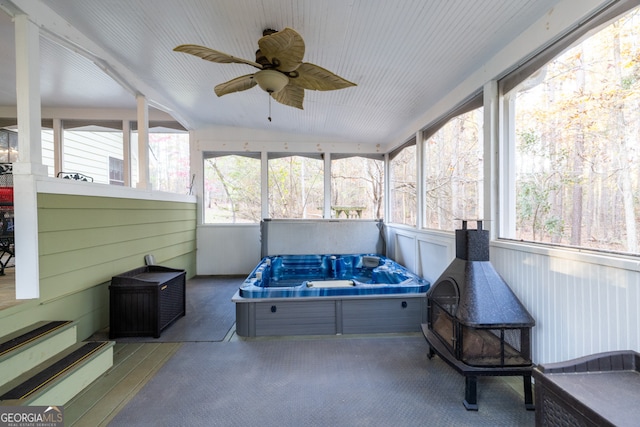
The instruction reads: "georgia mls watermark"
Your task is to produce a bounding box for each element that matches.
[0,406,63,427]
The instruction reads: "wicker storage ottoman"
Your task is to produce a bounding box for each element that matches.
[109,265,186,338]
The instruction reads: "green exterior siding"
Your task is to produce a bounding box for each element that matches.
[0,193,196,340]
[38,193,196,296]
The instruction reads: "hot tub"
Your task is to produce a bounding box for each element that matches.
[233,254,430,337]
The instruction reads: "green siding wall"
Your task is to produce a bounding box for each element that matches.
[0,193,196,340]
[38,193,197,297]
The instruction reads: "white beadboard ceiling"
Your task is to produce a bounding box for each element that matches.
[0,0,562,145]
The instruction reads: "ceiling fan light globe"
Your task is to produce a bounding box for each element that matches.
[254,69,289,93]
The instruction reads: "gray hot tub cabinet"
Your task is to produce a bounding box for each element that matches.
[233,292,427,337]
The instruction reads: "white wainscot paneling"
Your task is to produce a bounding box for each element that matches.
[417,238,455,284]
[491,242,640,365]
[197,225,261,275]
[386,226,456,280]
[394,232,416,273]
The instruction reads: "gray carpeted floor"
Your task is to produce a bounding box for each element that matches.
[98,276,242,343]
[109,336,535,426]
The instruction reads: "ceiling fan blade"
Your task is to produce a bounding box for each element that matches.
[174,44,262,69]
[271,84,304,109]
[289,63,356,91]
[258,28,305,72]
[214,74,257,97]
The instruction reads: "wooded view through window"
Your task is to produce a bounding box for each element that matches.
[204,154,261,223]
[390,144,417,226]
[512,7,640,254]
[148,133,190,194]
[268,155,324,219]
[331,156,384,219]
[204,154,386,223]
[424,107,483,231]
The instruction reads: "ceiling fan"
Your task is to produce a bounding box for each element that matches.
[174,28,356,113]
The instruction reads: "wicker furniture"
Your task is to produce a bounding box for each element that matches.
[109,265,186,338]
[533,350,640,427]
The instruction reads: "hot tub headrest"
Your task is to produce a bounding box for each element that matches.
[362,256,381,268]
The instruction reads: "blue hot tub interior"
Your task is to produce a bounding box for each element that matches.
[239,254,430,298]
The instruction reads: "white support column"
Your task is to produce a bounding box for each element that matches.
[53,118,63,176]
[136,94,150,189]
[13,14,45,299]
[483,81,499,240]
[122,120,131,187]
[383,152,391,258]
[323,153,331,218]
[383,152,390,223]
[499,92,517,239]
[415,131,424,230]
[261,151,269,219]
[189,130,203,224]
[14,15,44,171]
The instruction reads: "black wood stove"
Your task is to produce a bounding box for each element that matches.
[421,220,535,410]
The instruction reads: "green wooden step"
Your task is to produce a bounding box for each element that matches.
[0,321,77,386]
[0,340,115,406]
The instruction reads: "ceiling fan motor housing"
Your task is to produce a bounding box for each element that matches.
[254,69,289,93]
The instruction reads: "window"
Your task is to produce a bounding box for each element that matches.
[2,125,54,176]
[268,155,323,219]
[109,157,124,186]
[505,4,640,254]
[389,143,417,226]
[204,154,261,223]
[148,132,190,193]
[330,155,384,219]
[0,129,18,163]
[424,107,483,231]
[41,128,55,177]
[128,130,138,187]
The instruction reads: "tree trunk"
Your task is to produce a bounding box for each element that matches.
[612,24,638,252]
[570,48,585,247]
[210,160,236,223]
